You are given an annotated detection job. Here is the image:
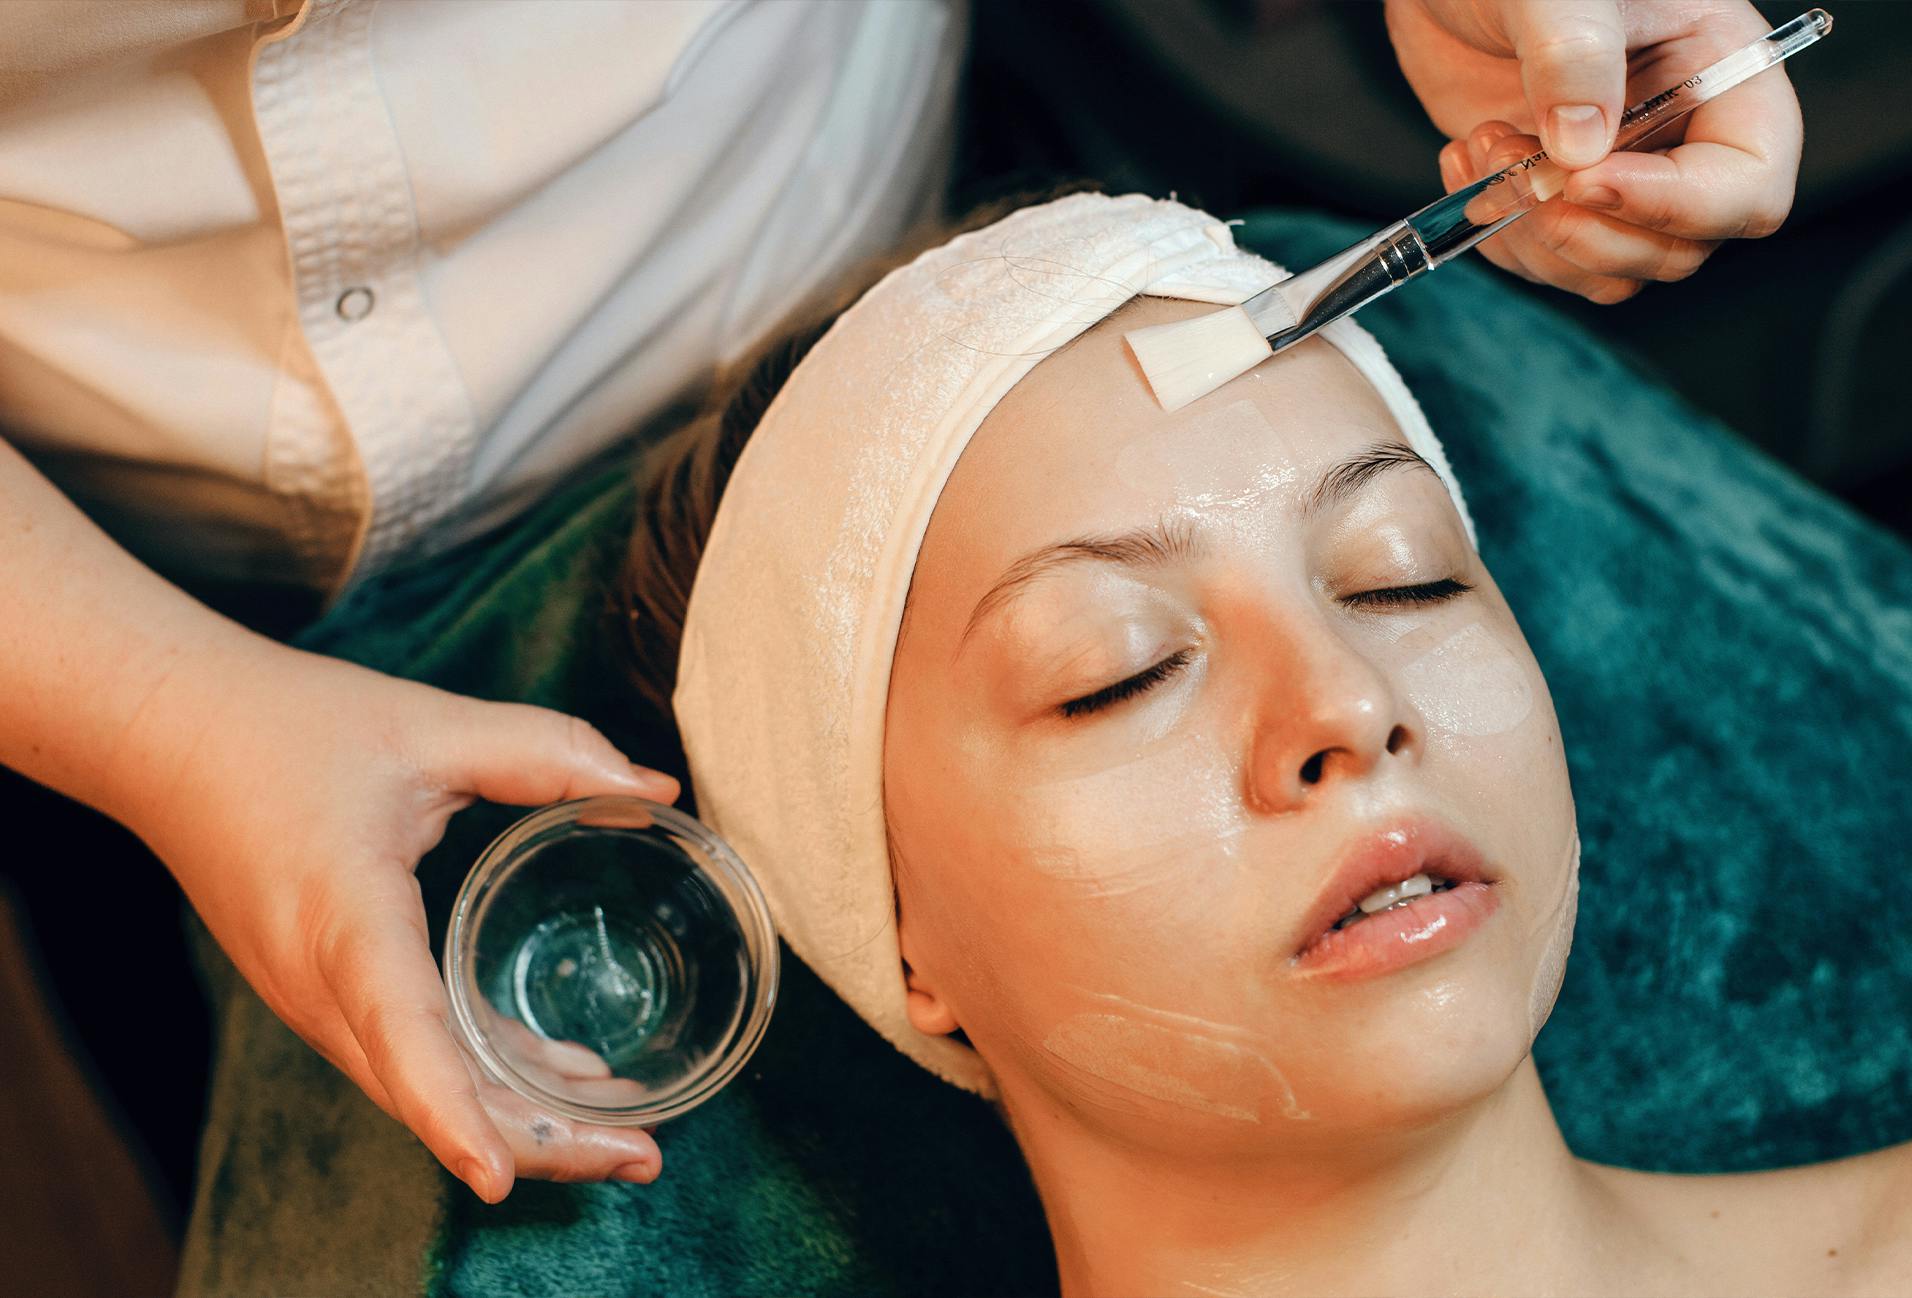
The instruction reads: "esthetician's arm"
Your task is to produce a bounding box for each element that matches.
[0,437,668,1202]
[1387,0,1804,303]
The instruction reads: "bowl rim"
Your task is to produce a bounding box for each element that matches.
[442,795,780,1126]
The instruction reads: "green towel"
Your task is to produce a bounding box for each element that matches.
[178,211,1912,1298]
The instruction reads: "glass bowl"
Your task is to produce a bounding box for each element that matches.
[443,796,778,1126]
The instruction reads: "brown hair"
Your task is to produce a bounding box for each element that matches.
[614,185,1100,732]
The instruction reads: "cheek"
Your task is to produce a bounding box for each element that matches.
[1012,727,1250,894]
[1398,621,1536,739]
[888,724,1254,1043]
[1526,829,1581,1040]
[972,735,1322,1124]
[1386,614,1567,831]
[1002,806,1335,1128]
[1040,992,1310,1125]
[985,731,1268,1019]
[1383,613,1581,1036]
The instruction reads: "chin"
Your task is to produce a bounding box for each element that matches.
[1280,965,1541,1135]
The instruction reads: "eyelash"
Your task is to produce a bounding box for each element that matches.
[1055,578,1474,720]
[1059,646,1196,719]
[1341,576,1474,608]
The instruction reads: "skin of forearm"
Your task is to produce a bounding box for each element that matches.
[0,435,282,835]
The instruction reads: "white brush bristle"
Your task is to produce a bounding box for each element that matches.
[1124,306,1275,412]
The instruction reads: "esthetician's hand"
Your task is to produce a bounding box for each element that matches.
[120,641,677,1203]
[1384,0,1805,303]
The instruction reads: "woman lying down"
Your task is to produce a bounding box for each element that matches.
[616,192,1912,1296]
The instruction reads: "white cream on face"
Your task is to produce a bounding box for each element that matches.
[1041,991,1309,1123]
[1176,1273,1297,1298]
[1399,622,1535,738]
[1112,397,1299,508]
[1017,727,1249,891]
[1526,831,1581,1039]
[1332,481,1427,573]
[1365,610,1433,646]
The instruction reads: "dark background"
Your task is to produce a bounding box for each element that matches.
[957,0,1912,538]
[4,0,1907,1289]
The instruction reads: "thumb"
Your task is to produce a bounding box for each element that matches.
[430,698,680,806]
[1501,0,1625,168]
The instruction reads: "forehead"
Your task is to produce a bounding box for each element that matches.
[909,296,1404,620]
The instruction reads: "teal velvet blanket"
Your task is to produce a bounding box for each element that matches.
[178,211,1912,1297]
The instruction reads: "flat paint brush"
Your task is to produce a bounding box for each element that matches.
[1125,8,1832,412]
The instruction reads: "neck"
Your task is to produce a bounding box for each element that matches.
[1008,1058,1621,1298]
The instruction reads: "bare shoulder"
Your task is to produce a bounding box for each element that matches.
[1583,1142,1912,1295]
[1845,1141,1912,1279]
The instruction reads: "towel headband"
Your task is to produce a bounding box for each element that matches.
[673,192,1473,1095]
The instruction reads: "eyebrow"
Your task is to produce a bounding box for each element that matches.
[956,440,1439,654]
[1304,441,1439,518]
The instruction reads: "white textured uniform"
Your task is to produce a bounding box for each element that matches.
[0,0,963,594]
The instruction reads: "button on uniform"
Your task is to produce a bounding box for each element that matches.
[335,287,375,321]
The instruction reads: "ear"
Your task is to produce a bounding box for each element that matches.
[897,907,962,1038]
[903,967,962,1038]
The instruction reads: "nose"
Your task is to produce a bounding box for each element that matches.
[1245,612,1419,815]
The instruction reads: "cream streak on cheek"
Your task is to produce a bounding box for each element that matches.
[1400,622,1534,737]
[1527,830,1581,1040]
[1366,611,1431,645]
[1018,729,1247,884]
[1040,992,1309,1123]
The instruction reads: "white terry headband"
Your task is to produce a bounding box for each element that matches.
[673,192,1474,1097]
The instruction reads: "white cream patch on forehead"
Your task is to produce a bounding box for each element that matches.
[1399,622,1534,738]
[1041,992,1308,1123]
[1112,398,1299,508]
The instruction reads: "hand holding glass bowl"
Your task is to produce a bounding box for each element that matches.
[443,796,779,1147]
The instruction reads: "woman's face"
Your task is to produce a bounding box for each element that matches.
[883,296,1579,1148]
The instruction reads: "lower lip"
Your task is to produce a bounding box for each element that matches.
[1290,881,1499,982]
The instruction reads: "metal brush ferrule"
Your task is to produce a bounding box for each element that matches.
[1265,222,1431,357]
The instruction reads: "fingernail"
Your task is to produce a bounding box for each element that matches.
[1471,120,1516,156]
[611,1159,659,1183]
[1547,104,1608,168]
[1486,138,1530,173]
[1576,185,1622,211]
[631,765,679,798]
[457,1158,497,1201]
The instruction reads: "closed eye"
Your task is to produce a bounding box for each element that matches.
[1055,579,1469,720]
[1342,577,1473,608]
[1058,646,1195,720]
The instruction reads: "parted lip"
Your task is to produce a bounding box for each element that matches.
[1290,816,1495,959]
